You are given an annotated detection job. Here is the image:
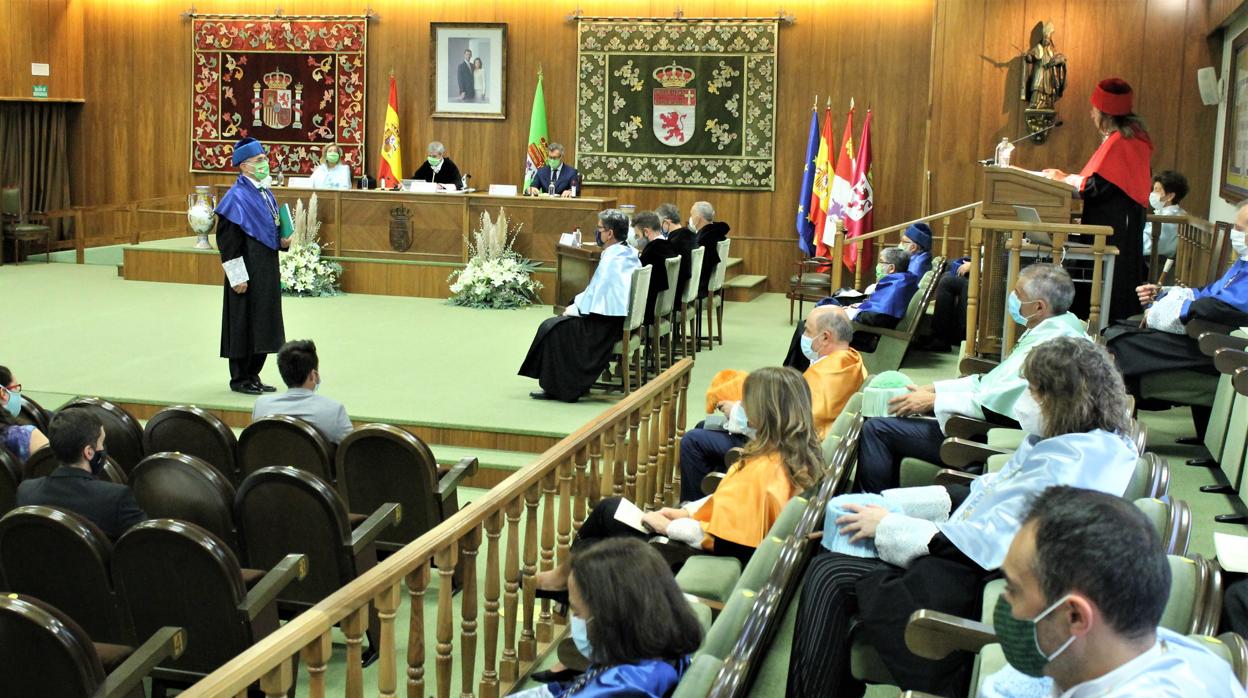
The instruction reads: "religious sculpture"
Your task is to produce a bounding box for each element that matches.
[1021,22,1066,143]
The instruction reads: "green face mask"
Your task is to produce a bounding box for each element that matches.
[427,157,442,167]
[547,157,561,169]
[326,152,340,165]
[875,263,889,280]
[250,160,270,181]
[992,594,1075,678]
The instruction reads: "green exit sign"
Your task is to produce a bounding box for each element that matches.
[32,85,48,98]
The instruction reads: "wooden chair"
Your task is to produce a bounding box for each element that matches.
[62,398,146,475]
[237,415,335,483]
[603,265,652,396]
[701,238,731,349]
[851,258,946,375]
[648,256,683,377]
[676,247,706,359]
[130,452,242,556]
[335,424,477,553]
[22,447,127,485]
[1,186,52,264]
[142,405,239,482]
[787,257,835,324]
[112,519,306,692]
[16,393,51,432]
[0,506,133,645]
[0,593,184,698]
[0,447,20,516]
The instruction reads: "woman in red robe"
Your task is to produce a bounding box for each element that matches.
[1043,77,1153,322]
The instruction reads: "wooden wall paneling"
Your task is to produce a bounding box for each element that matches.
[928,0,989,223]
[1179,0,1222,216]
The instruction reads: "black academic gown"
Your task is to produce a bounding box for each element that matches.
[518,315,621,402]
[667,226,697,300]
[1081,173,1146,322]
[695,222,731,298]
[639,237,679,324]
[217,218,285,360]
[411,157,462,188]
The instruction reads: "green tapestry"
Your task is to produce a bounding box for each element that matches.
[574,20,778,191]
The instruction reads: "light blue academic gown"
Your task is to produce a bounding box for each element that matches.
[570,243,641,316]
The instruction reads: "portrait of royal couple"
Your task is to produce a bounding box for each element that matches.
[456,47,487,102]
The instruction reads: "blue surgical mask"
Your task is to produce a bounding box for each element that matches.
[800,334,820,363]
[3,388,21,418]
[1007,291,1036,326]
[570,615,593,660]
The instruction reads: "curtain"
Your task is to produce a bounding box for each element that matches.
[0,102,72,243]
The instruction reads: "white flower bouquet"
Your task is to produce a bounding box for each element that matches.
[448,208,543,309]
[279,194,343,297]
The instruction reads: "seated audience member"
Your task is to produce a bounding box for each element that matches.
[1141,169,1189,265]
[520,210,640,402]
[855,263,1086,493]
[899,222,934,277]
[786,339,1138,697]
[527,142,579,197]
[917,255,973,352]
[518,539,702,693]
[16,409,147,540]
[1105,200,1248,436]
[633,210,680,325]
[690,201,730,298]
[252,339,352,444]
[0,366,48,461]
[535,366,821,595]
[657,203,696,301]
[980,487,1246,698]
[309,143,352,189]
[680,306,864,501]
[410,141,462,190]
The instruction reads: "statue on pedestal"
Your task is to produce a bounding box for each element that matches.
[1022,22,1066,143]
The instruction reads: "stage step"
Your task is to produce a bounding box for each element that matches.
[432,444,535,474]
[724,274,767,302]
[724,257,744,280]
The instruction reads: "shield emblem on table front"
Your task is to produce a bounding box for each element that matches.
[389,206,412,252]
[651,62,697,147]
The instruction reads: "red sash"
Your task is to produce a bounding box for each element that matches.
[1077,129,1153,207]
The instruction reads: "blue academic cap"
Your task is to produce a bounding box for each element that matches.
[904,222,932,250]
[232,137,265,166]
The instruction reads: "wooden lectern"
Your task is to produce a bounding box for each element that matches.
[554,243,602,315]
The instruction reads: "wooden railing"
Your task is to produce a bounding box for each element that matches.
[181,359,694,698]
[1147,213,1219,288]
[828,201,982,289]
[63,196,189,262]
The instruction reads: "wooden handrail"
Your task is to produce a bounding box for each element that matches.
[823,202,982,290]
[849,201,983,243]
[183,359,694,697]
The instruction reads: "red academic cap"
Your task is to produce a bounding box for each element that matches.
[1091,78,1134,116]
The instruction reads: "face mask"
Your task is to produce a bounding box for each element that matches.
[88,447,108,476]
[1007,291,1037,326]
[875,263,890,280]
[570,615,593,660]
[1148,191,1165,211]
[3,388,22,418]
[250,161,270,182]
[427,157,442,168]
[1013,390,1045,437]
[993,594,1075,678]
[547,158,561,170]
[1232,229,1248,259]
[326,152,340,166]
[800,333,821,362]
[594,228,605,247]
[688,217,696,230]
[627,228,640,249]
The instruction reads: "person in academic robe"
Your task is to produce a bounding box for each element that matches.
[410,141,462,190]
[633,211,679,325]
[215,136,289,394]
[528,143,579,197]
[680,306,866,502]
[309,144,351,189]
[899,222,933,277]
[853,264,1089,493]
[519,209,639,402]
[657,203,697,300]
[785,338,1138,698]
[1105,201,1248,437]
[1041,77,1153,322]
[690,201,730,298]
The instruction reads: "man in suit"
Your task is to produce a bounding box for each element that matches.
[634,210,680,325]
[690,200,730,298]
[457,49,475,102]
[657,203,696,301]
[527,143,578,197]
[252,339,353,444]
[16,409,147,540]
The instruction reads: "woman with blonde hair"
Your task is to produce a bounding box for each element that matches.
[309,143,351,189]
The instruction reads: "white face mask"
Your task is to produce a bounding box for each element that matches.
[1232,229,1248,260]
[1013,389,1046,437]
[689,217,696,230]
[1148,191,1165,211]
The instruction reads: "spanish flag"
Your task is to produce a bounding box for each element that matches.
[377,72,402,189]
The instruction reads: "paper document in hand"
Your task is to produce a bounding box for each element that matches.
[1215,532,1248,573]
[222,257,249,286]
[612,498,648,533]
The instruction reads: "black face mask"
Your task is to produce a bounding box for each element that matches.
[595,229,605,247]
[88,448,107,476]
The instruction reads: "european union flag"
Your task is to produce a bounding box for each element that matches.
[796,106,820,256]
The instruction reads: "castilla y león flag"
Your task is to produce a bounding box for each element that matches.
[843,109,874,272]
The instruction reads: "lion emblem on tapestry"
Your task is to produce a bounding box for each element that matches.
[189,15,368,175]
[574,20,778,191]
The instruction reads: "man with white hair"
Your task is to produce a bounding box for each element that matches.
[411,141,462,190]
[690,201,730,298]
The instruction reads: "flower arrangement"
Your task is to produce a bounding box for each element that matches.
[279,194,343,297]
[448,208,543,309]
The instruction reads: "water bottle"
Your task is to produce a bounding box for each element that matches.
[358,174,368,190]
[994,137,1015,167]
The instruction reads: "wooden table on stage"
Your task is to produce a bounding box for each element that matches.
[212,186,615,266]
[553,243,602,315]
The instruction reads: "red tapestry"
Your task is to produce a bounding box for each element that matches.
[190,16,368,175]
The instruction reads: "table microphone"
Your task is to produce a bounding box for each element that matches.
[978,121,1065,165]
[1139,258,1175,329]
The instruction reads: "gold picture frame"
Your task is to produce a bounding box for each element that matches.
[430,22,507,120]
[1221,28,1248,203]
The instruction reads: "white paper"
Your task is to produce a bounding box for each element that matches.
[409,181,438,193]
[612,498,648,533]
[31,63,49,76]
[488,184,518,197]
[1215,532,1248,573]
[222,257,249,286]
[559,232,579,247]
[287,176,313,188]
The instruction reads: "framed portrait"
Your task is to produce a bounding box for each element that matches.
[1221,28,1248,203]
[430,22,507,119]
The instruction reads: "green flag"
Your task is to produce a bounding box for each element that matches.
[522,71,548,191]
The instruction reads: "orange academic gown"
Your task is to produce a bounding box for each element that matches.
[692,452,797,549]
[804,348,867,440]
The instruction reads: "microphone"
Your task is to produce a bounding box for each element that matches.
[979,121,1065,165]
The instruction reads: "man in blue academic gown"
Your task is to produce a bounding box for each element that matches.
[215,137,290,394]
[899,222,933,277]
[519,209,640,402]
[527,142,579,197]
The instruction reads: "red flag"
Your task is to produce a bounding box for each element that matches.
[810,108,834,258]
[376,74,403,189]
[844,109,874,271]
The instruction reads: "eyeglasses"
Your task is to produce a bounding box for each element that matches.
[4,383,19,392]
[595,226,608,233]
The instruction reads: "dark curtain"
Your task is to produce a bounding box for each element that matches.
[0,102,72,244]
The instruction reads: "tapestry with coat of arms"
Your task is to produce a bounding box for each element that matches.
[574,20,778,190]
[189,16,368,174]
